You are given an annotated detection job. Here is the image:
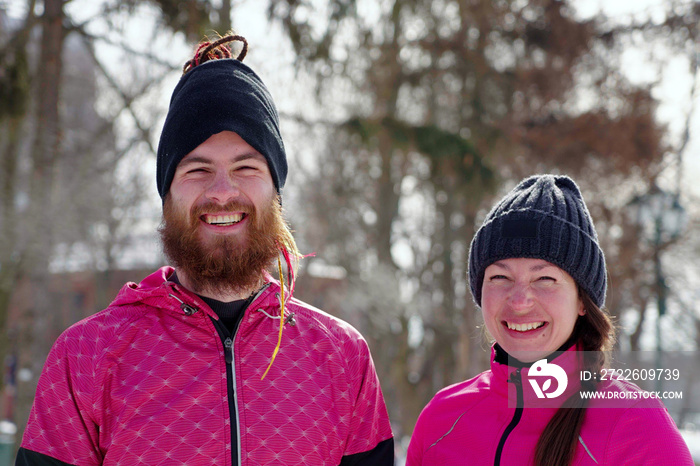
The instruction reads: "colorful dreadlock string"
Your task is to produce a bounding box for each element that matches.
[260,248,297,380]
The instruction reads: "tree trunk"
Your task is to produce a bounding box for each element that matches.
[219,0,232,33]
[14,0,66,449]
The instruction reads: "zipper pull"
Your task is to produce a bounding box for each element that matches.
[284,312,296,326]
[224,337,233,364]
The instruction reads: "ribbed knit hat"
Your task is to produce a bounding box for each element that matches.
[156,58,287,200]
[468,174,606,307]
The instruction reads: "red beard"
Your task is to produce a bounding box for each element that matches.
[159,194,287,297]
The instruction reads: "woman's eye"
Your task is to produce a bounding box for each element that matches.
[537,276,556,282]
[489,275,508,281]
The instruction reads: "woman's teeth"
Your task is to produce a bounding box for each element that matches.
[506,321,545,332]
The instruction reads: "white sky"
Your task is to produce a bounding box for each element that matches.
[574,0,700,201]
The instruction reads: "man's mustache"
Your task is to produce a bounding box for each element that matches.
[190,201,255,218]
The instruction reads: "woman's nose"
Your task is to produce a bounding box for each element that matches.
[507,283,534,310]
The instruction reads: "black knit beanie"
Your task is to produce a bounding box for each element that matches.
[468,174,606,308]
[156,58,287,200]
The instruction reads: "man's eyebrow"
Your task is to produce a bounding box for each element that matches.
[177,156,212,167]
[178,152,265,167]
[231,152,266,163]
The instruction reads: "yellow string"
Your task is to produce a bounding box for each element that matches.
[261,255,285,380]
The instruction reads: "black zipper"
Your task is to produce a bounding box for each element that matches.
[494,368,524,466]
[208,285,269,466]
[211,317,242,466]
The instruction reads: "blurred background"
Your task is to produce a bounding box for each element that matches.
[0,0,699,463]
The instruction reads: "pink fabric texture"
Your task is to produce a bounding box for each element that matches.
[21,267,393,465]
[407,344,693,465]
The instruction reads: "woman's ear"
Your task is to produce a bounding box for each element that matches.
[578,298,586,316]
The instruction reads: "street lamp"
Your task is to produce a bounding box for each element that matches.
[628,184,687,390]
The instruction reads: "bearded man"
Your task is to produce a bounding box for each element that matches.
[18,35,394,466]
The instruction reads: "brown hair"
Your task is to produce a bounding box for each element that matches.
[533,286,615,466]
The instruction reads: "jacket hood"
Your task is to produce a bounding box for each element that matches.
[110,267,174,307]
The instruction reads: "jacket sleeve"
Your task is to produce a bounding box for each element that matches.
[15,448,77,466]
[339,337,394,465]
[18,328,103,466]
[604,403,693,465]
[406,395,440,466]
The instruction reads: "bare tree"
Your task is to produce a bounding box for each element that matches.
[0,0,241,447]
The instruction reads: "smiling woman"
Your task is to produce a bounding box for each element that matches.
[406,174,693,466]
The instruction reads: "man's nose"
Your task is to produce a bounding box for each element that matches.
[205,173,241,204]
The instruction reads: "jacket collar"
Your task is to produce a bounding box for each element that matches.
[492,338,578,368]
[490,341,584,408]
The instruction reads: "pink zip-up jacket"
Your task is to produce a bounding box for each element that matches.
[19,267,393,465]
[407,344,692,465]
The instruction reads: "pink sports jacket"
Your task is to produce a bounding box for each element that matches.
[19,267,393,465]
[407,344,692,465]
